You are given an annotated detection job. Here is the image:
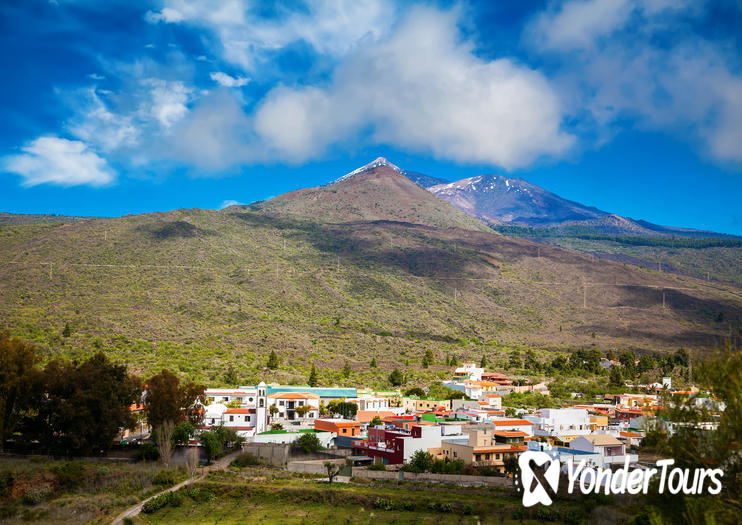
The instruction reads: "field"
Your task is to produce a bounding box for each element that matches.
[0,457,186,524]
[132,467,631,525]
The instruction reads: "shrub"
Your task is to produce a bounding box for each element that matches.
[135,443,160,462]
[230,453,260,468]
[53,462,85,489]
[22,486,52,506]
[169,491,184,507]
[141,493,172,514]
[368,462,386,471]
[292,433,323,454]
[152,469,178,486]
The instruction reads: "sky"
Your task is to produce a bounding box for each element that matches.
[1,0,741,234]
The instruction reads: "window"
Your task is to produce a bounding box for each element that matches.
[249,397,254,402]
[211,418,215,425]
[485,454,491,460]
[259,399,264,407]
[453,451,458,458]
[342,428,347,434]
[279,401,284,406]
[229,415,234,422]
[475,454,481,461]
[495,453,500,460]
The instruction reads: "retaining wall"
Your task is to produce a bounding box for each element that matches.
[352,468,510,487]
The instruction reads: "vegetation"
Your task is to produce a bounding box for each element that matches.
[292,433,323,454]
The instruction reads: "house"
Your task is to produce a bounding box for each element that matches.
[480,372,512,385]
[401,397,451,413]
[202,382,268,436]
[314,418,362,438]
[205,388,260,406]
[352,424,443,464]
[252,429,334,447]
[267,392,320,421]
[524,408,590,444]
[569,435,638,466]
[267,386,356,402]
[453,363,484,381]
[346,396,391,411]
[356,410,397,425]
[441,426,526,473]
[618,431,643,448]
[478,393,502,409]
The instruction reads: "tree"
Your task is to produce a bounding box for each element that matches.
[186,447,200,478]
[267,350,279,370]
[308,364,318,387]
[155,420,175,467]
[332,402,357,419]
[295,405,312,418]
[480,354,488,368]
[62,322,71,338]
[269,405,279,420]
[223,366,239,385]
[422,349,434,368]
[674,348,689,368]
[404,387,425,397]
[32,352,141,455]
[405,450,434,473]
[325,461,339,483]
[505,407,518,418]
[609,366,624,387]
[271,423,284,431]
[144,369,205,429]
[342,361,351,378]
[369,357,377,369]
[293,432,322,453]
[523,349,539,371]
[503,454,519,484]
[173,421,196,445]
[449,355,458,367]
[0,331,38,449]
[389,368,404,387]
[507,350,522,370]
[199,425,243,463]
[369,415,382,426]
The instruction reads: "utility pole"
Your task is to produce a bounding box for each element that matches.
[49,263,53,280]
[104,230,107,241]
[336,255,340,272]
[662,291,666,308]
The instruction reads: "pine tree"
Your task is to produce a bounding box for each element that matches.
[389,368,404,387]
[62,322,71,338]
[370,357,377,368]
[308,364,318,387]
[422,349,434,368]
[342,361,351,378]
[267,350,279,370]
[480,354,487,368]
[609,365,624,387]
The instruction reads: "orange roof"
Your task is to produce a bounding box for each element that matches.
[129,403,145,411]
[315,418,360,428]
[492,419,533,426]
[356,410,396,423]
[268,392,320,400]
[620,431,642,437]
[225,408,254,414]
[494,431,527,437]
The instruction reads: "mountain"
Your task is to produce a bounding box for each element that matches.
[256,159,489,232]
[404,171,450,188]
[0,159,740,386]
[429,175,607,227]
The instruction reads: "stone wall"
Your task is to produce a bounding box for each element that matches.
[242,443,290,466]
[287,458,346,475]
[352,468,511,487]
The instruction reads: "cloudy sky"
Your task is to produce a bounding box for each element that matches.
[1,0,741,233]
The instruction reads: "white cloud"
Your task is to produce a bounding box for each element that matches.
[67,88,139,152]
[210,71,249,87]
[529,0,633,51]
[219,199,243,208]
[87,73,105,80]
[253,7,573,168]
[145,0,396,73]
[527,0,742,165]
[4,137,114,187]
[142,79,192,129]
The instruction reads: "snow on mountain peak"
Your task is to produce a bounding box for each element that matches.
[334,157,405,184]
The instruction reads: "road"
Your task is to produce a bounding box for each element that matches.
[110,449,242,525]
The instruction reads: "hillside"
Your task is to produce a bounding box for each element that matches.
[258,164,490,232]
[1,201,740,387]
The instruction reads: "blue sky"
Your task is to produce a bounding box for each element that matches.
[1,0,741,234]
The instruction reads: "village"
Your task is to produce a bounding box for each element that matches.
[121,360,724,480]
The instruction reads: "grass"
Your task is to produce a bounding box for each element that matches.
[0,204,739,388]
[0,457,186,524]
[131,467,602,524]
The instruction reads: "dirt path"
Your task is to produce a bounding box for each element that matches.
[110,449,242,525]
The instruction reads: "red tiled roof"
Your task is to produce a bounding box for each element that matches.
[492,419,533,426]
[225,408,255,414]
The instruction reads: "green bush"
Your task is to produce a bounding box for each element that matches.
[292,433,323,454]
[142,492,172,514]
[135,443,160,462]
[169,491,184,507]
[53,462,85,489]
[368,462,386,471]
[22,486,52,506]
[230,453,260,468]
[152,468,178,486]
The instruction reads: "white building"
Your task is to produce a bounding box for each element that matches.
[347,396,391,411]
[524,408,591,441]
[267,392,320,421]
[453,363,484,382]
[569,435,639,466]
[202,381,268,436]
